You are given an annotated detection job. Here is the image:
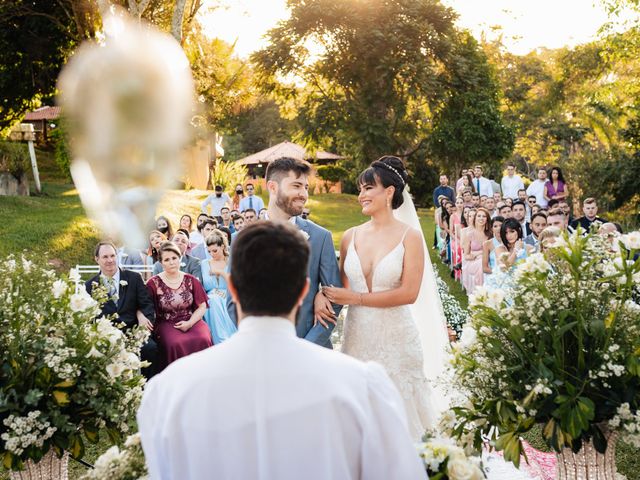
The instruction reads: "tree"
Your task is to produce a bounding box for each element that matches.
[428,32,514,177]
[252,0,458,163]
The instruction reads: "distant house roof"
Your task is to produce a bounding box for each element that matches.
[24,106,62,121]
[235,140,342,166]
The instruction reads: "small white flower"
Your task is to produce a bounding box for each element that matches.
[51,280,67,299]
[119,280,128,287]
[87,346,103,358]
[124,433,141,447]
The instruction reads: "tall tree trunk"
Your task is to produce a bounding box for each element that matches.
[171,0,187,43]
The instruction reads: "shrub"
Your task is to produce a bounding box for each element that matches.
[0,141,30,179]
[210,158,248,192]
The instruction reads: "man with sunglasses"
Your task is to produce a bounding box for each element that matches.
[239,183,265,213]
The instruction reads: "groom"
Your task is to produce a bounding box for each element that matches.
[227,157,342,347]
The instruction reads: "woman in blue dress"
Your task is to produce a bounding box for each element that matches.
[200,230,237,344]
[486,218,534,292]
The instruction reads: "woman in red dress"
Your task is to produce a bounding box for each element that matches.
[146,241,212,370]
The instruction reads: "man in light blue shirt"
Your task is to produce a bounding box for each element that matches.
[238,183,265,212]
[201,185,231,219]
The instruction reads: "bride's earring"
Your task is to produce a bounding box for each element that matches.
[386,198,391,208]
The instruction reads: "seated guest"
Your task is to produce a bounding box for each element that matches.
[138,221,426,480]
[524,212,548,251]
[146,230,166,266]
[243,208,258,224]
[497,203,512,218]
[200,230,237,343]
[219,206,234,232]
[571,197,606,233]
[189,213,211,247]
[179,214,193,232]
[190,218,218,260]
[152,230,203,284]
[259,207,268,220]
[547,208,568,231]
[86,241,159,379]
[217,226,232,246]
[146,241,212,370]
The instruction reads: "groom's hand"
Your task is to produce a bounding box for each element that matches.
[314,291,337,328]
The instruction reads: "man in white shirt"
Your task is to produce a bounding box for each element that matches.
[239,183,265,212]
[472,165,493,197]
[526,168,549,208]
[137,221,426,480]
[201,185,231,219]
[500,163,525,200]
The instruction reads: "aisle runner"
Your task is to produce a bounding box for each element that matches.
[484,441,556,480]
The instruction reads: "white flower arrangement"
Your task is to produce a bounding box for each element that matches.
[433,266,469,338]
[417,436,484,479]
[0,255,148,471]
[447,230,640,467]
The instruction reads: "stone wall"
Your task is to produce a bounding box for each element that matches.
[0,172,29,196]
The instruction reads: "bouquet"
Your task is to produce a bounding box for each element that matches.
[0,255,148,470]
[446,230,640,466]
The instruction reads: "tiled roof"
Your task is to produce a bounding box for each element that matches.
[24,106,62,121]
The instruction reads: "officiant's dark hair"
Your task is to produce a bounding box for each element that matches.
[231,221,310,316]
[357,156,408,209]
[266,157,311,184]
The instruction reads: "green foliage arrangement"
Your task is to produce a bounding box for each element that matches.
[0,140,30,179]
[0,256,147,471]
[210,158,248,193]
[446,230,640,467]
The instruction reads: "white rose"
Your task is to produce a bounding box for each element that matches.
[119,280,128,286]
[51,280,67,299]
[447,455,476,480]
[459,324,477,349]
[124,433,141,447]
[106,363,125,379]
[69,291,96,312]
[621,232,640,250]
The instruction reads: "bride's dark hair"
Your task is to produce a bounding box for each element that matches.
[357,155,409,209]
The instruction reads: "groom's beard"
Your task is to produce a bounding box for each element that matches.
[276,191,305,217]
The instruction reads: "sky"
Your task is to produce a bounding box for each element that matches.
[198,0,620,58]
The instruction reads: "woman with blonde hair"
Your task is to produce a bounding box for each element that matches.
[200,230,237,344]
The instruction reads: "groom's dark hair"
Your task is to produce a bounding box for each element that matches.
[265,157,311,184]
[230,221,310,316]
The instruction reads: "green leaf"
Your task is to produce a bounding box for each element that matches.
[3,451,13,470]
[69,434,84,460]
[84,424,99,444]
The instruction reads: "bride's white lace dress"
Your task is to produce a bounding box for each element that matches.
[341,229,436,441]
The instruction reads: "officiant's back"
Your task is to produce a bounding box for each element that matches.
[137,221,426,480]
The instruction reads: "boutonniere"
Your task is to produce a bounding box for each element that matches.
[180,262,186,268]
[119,280,128,287]
[299,230,310,241]
[120,252,128,258]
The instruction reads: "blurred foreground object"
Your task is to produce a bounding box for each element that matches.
[58,9,195,247]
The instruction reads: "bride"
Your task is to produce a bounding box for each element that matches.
[323,156,450,441]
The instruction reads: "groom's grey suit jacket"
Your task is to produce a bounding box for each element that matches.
[227,216,343,348]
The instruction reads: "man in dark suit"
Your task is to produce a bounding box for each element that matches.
[86,241,159,379]
[512,200,532,236]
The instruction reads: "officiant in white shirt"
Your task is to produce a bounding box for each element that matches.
[137,221,426,480]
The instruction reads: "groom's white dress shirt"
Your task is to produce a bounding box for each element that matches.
[137,316,426,480]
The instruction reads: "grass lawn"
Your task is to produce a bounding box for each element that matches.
[1,161,638,477]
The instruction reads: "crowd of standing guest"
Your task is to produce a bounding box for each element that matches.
[434,163,622,297]
[87,182,277,378]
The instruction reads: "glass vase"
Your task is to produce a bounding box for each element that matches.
[555,430,618,480]
[9,449,68,480]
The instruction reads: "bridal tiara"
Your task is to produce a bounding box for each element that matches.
[377,162,405,186]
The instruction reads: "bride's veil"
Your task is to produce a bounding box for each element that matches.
[394,187,450,405]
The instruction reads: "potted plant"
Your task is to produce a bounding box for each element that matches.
[0,256,148,479]
[446,230,640,479]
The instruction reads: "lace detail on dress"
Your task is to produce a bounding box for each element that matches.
[341,229,436,440]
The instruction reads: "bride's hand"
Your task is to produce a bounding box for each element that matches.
[322,286,356,306]
[314,291,337,328]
